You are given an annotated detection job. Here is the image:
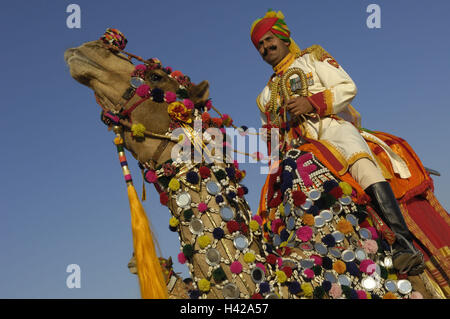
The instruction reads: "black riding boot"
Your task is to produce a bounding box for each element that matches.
[364,181,425,275]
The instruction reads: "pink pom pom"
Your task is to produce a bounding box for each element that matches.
[233,160,239,169]
[271,218,283,233]
[136,84,151,98]
[205,99,212,110]
[183,99,194,110]
[220,128,226,134]
[145,170,158,183]
[198,202,208,213]
[135,64,147,71]
[256,263,266,273]
[366,226,379,240]
[329,283,342,299]
[252,215,263,225]
[360,259,376,274]
[356,290,367,299]
[177,252,186,264]
[311,255,323,266]
[277,257,283,268]
[304,268,314,279]
[296,226,313,242]
[165,91,177,103]
[362,239,378,254]
[230,261,243,274]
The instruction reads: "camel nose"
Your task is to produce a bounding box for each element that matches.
[64,48,77,64]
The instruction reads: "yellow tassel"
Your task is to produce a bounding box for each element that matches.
[127,184,168,299]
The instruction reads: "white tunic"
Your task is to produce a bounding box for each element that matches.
[257,50,410,178]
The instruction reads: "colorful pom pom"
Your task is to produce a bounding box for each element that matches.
[302,214,315,227]
[165,91,177,103]
[198,278,210,292]
[296,226,313,241]
[276,270,287,283]
[212,227,224,240]
[304,268,315,279]
[160,192,169,205]
[182,244,194,258]
[288,281,301,294]
[362,239,379,254]
[197,202,208,213]
[329,283,342,299]
[186,171,199,184]
[337,218,354,234]
[169,217,179,227]
[212,267,226,282]
[339,182,353,195]
[131,123,146,137]
[360,259,376,274]
[136,84,151,98]
[198,235,211,249]
[168,178,180,191]
[249,220,260,232]
[292,190,307,207]
[177,252,186,264]
[333,260,347,274]
[243,252,256,263]
[226,221,240,233]
[230,261,243,274]
[198,166,211,178]
[182,98,194,110]
[301,283,313,297]
[144,170,158,183]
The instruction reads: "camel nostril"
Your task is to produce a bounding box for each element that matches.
[64,48,76,63]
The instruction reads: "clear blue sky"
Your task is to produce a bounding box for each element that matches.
[1,0,449,298]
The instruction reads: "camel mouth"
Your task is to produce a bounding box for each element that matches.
[64,48,106,71]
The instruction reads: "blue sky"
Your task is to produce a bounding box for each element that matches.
[1,0,449,298]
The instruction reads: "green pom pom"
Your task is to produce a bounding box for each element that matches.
[176,88,189,99]
[313,286,325,299]
[342,286,352,299]
[212,267,227,282]
[380,266,388,279]
[312,265,322,276]
[214,169,227,181]
[183,209,194,221]
[182,244,194,258]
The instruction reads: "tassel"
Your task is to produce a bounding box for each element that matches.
[127,184,168,299]
[141,168,147,201]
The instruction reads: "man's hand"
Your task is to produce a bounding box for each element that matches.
[286,96,314,116]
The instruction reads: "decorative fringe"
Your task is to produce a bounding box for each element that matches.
[127,184,168,299]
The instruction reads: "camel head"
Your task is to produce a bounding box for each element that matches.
[64,34,210,165]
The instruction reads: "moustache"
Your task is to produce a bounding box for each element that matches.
[262,45,278,57]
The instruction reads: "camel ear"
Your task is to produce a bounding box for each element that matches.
[188,80,209,105]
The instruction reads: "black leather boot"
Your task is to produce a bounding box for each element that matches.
[364,181,425,275]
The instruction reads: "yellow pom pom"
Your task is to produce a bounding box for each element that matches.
[169,217,179,227]
[114,137,123,145]
[131,123,146,137]
[249,220,260,232]
[168,178,180,191]
[276,10,285,20]
[366,292,372,299]
[301,283,313,297]
[339,182,353,196]
[198,278,210,292]
[243,252,256,264]
[387,273,398,281]
[198,235,211,249]
[276,270,287,283]
[265,11,277,18]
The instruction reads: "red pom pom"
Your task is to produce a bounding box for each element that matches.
[199,166,211,179]
[201,112,211,124]
[268,192,282,208]
[282,266,293,278]
[329,187,343,199]
[237,187,245,197]
[251,293,263,299]
[266,254,277,265]
[292,190,307,207]
[226,221,240,233]
[211,117,223,127]
[160,192,169,205]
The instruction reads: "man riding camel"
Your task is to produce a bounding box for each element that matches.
[251,9,425,275]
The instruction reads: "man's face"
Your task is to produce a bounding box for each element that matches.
[257,31,290,67]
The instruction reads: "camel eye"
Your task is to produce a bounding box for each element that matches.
[150,73,162,82]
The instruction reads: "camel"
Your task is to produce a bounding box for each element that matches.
[64,29,448,299]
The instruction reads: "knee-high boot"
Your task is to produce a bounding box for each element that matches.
[364,181,425,275]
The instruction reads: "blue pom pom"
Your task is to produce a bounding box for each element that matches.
[345,262,360,276]
[259,282,270,294]
[215,195,224,204]
[280,171,293,193]
[322,234,336,247]
[306,205,319,216]
[322,256,333,270]
[225,166,236,180]
[213,227,224,240]
[288,281,301,294]
[265,244,273,253]
[189,290,200,299]
[349,289,358,299]
[322,280,332,292]
[280,229,289,242]
[186,171,199,184]
[226,191,236,200]
[323,180,339,192]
